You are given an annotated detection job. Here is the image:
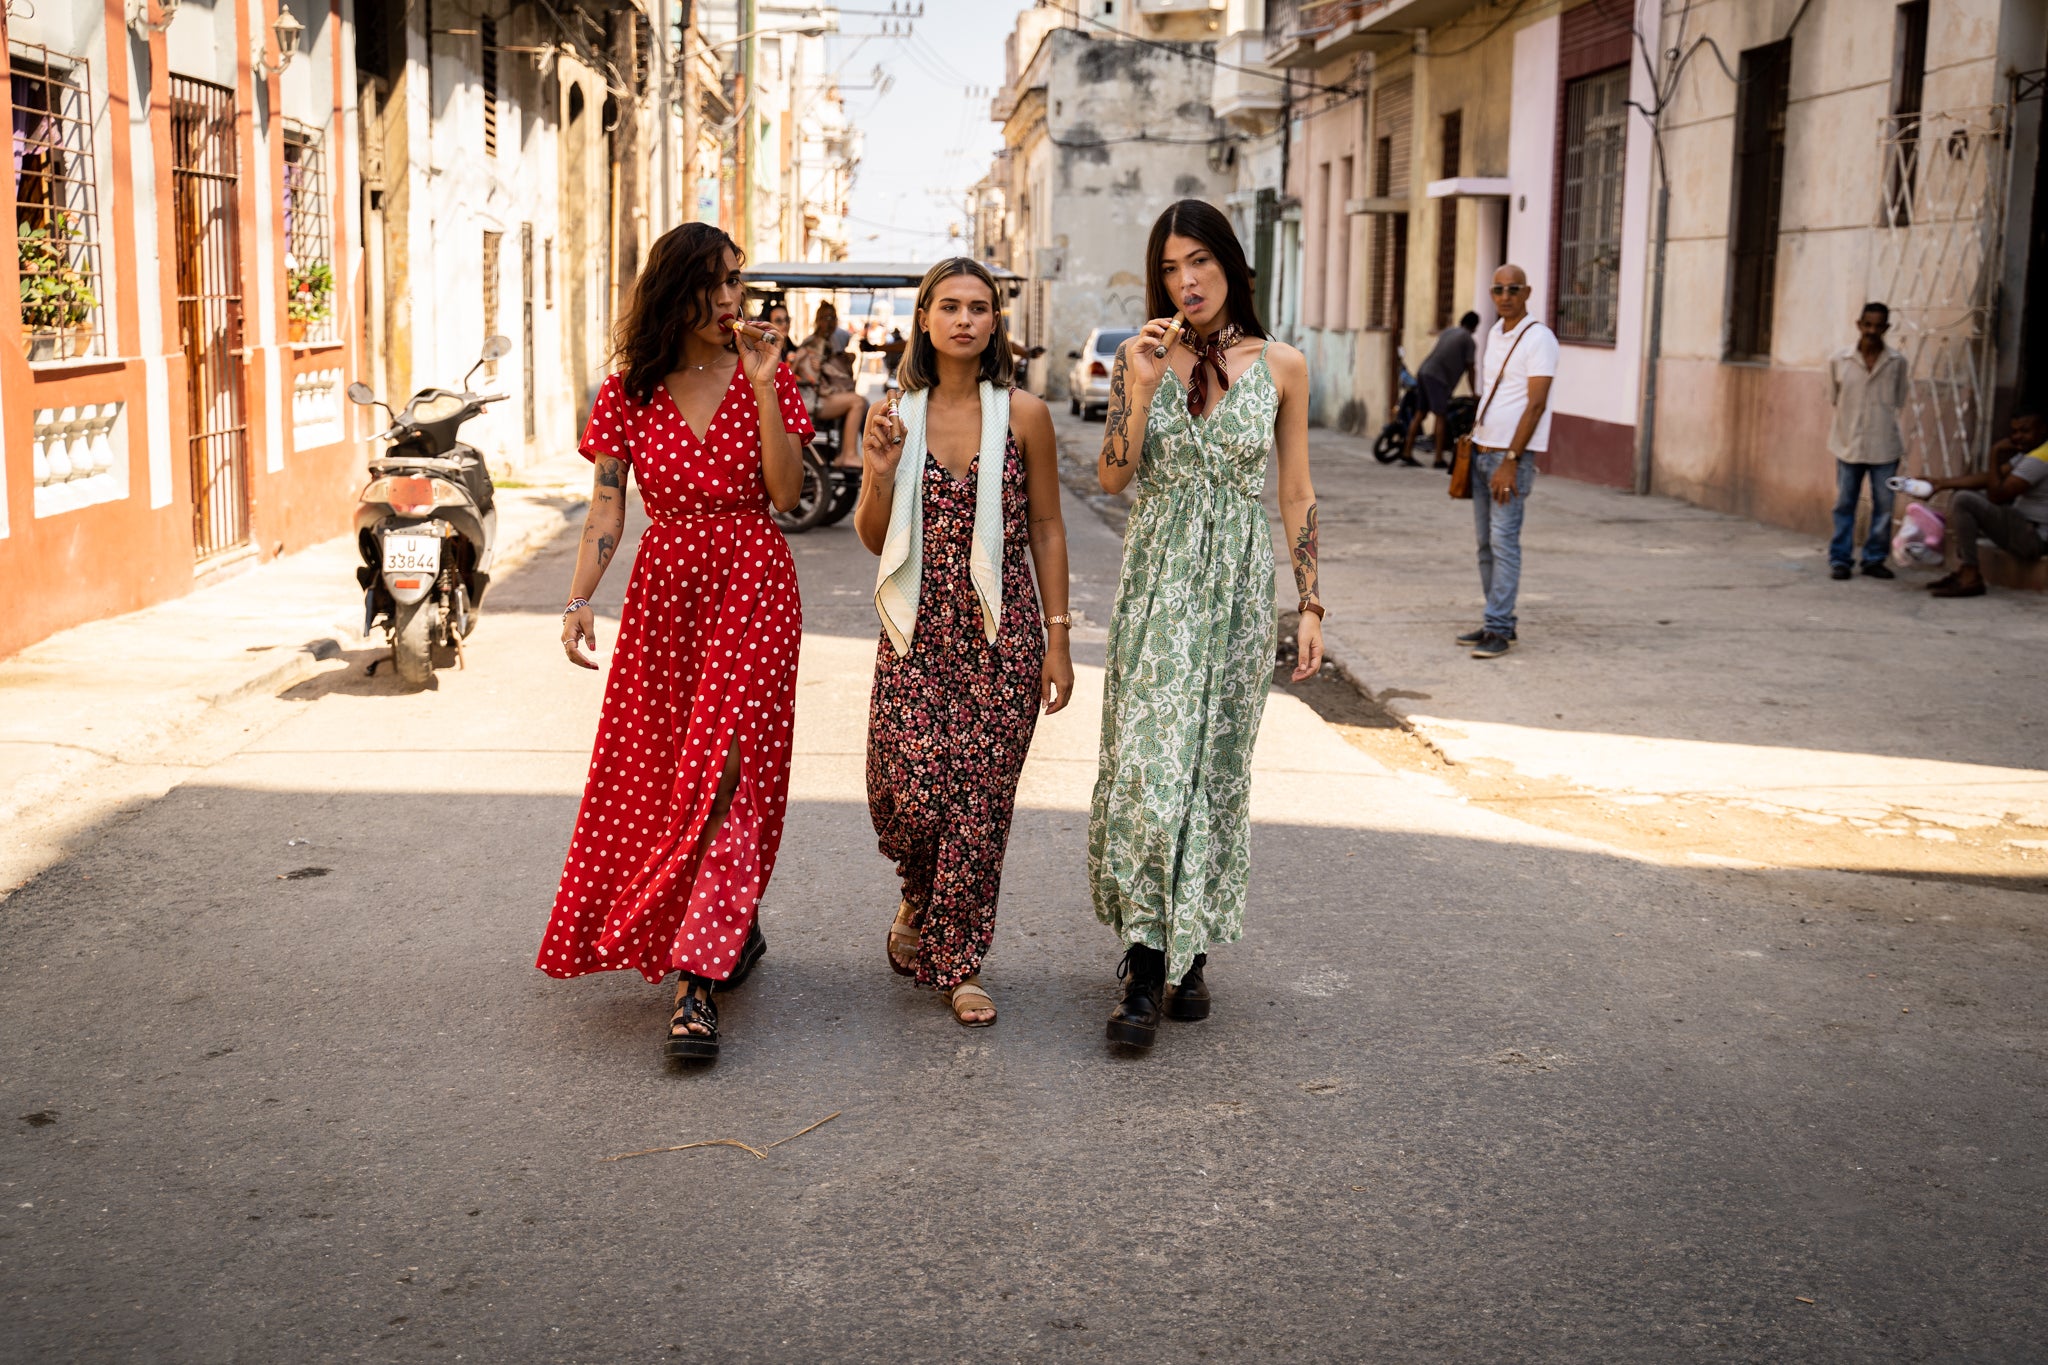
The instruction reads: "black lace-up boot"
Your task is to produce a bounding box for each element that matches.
[1106,944,1166,1048]
[1166,952,1210,1021]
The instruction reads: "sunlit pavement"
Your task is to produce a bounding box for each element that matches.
[2,467,2043,1360]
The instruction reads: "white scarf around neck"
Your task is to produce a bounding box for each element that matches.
[873,381,1010,656]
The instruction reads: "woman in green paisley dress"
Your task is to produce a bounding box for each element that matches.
[1090,199,1325,1050]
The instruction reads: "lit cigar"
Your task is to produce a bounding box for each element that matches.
[1152,311,1186,360]
[719,313,775,344]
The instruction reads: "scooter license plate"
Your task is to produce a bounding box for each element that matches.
[382,534,441,574]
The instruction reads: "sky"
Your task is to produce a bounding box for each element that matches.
[824,2,1023,262]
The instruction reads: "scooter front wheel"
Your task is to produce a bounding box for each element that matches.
[392,597,435,685]
[1372,426,1405,463]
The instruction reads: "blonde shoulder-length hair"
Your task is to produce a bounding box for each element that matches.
[894,257,1014,394]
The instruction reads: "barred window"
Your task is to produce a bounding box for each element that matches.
[11,42,106,362]
[282,120,335,343]
[1555,65,1629,344]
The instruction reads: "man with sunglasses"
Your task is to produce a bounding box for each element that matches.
[1460,264,1558,659]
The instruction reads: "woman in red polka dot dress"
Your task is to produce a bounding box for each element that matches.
[536,223,813,1064]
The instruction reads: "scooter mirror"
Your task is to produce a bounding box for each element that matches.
[346,381,377,405]
[480,335,513,361]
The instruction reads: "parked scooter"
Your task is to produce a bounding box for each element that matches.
[344,336,510,684]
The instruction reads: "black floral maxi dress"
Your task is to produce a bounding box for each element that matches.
[866,433,1044,990]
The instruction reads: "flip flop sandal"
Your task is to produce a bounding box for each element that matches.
[665,980,720,1062]
[886,900,922,977]
[949,977,997,1028]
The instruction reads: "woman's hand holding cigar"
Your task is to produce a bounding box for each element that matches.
[1126,316,1178,393]
[862,386,906,480]
[1152,310,1186,359]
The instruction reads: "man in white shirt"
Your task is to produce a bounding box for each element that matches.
[1825,302,1910,580]
[1460,263,1559,659]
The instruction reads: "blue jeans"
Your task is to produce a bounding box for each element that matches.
[1831,460,1898,568]
[1472,449,1535,636]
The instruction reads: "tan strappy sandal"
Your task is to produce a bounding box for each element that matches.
[949,976,996,1028]
[886,900,921,976]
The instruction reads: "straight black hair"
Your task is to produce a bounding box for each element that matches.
[1460,310,1481,330]
[1861,301,1891,321]
[1144,199,1268,339]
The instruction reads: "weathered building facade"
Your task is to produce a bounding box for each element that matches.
[1256,0,2045,541]
[3,0,861,657]
[1,0,363,657]
[987,4,1234,399]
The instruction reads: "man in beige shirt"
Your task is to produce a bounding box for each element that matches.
[1825,302,1910,579]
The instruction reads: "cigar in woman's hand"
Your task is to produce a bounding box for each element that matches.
[1153,311,1186,360]
[719,313,775,344]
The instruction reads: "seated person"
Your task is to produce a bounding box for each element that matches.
[762,301,795,363]
[793,302,866,466]
[1925,410,2048,597]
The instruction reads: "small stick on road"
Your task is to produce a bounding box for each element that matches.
[600,1110,842,1163]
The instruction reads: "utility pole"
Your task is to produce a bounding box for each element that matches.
[653,0,673,239]
[737,0,757,257]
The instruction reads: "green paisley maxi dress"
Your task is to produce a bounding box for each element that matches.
[1089,345,1279,984]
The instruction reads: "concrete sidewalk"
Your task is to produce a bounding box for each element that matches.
[1301,428,2048,862]
[0,452,593,894]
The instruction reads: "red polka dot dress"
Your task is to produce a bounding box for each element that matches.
[536,363,814,985]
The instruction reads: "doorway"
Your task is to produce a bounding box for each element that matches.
[170,75,250,562]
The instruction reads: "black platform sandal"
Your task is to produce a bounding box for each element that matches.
[1106,945,1165,1049]
[666,977,720,1062]
[1166,952,1210,1022]
[715,921,767,993]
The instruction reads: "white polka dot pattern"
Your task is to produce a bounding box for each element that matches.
[536,364,813,984]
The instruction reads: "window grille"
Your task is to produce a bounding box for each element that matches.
[1556,65,1628,344]
[11,43,106,362]
[1726,39,1791,362]
[482,17,499,156]
[1435,109,1461,330]
[1368,76,1411,332]
[282,120,335,344]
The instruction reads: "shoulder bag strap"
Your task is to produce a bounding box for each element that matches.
[1475,324,1532,427]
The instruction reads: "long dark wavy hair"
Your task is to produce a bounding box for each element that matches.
[1144,199,1268,339]
[895,257,1013,393]
[612,222,742,405]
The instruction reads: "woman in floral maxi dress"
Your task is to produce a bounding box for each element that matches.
[1090,200,1326,1050]
[537,224,812,1064]
[854,258,1073,1027]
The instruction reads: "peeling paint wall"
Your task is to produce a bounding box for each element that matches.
[1008,29,1230,400]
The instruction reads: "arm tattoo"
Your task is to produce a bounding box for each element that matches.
[596,531,618,570]
[1291,503,1320,602]
[1102,355,1132,468]
[594,457,625,490]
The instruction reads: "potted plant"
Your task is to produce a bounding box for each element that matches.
[286,260,333,342]
[17,218,98,361]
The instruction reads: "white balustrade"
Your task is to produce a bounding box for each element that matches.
[32,403,128,518]
[292,367,345,449]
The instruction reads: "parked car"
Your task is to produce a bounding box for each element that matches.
[1066,327,1138,420]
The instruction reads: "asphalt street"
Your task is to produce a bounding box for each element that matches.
[3,419,2044,1362]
